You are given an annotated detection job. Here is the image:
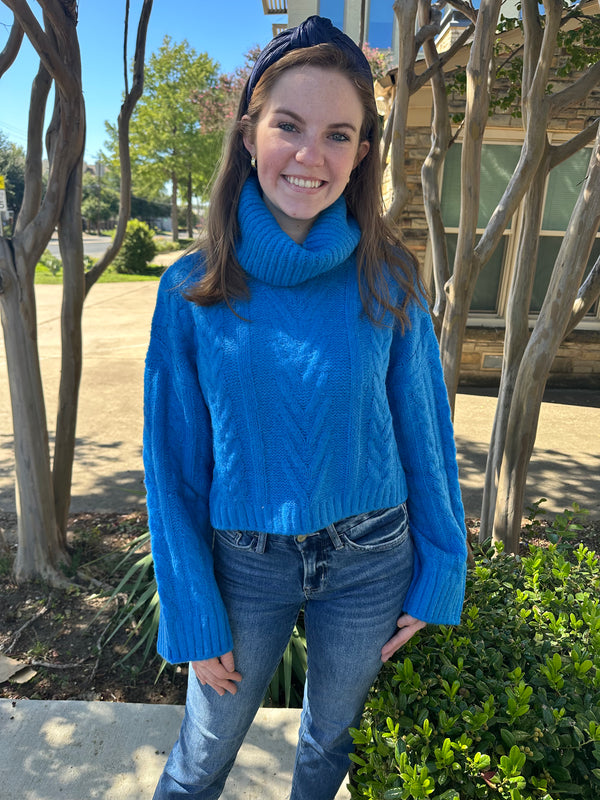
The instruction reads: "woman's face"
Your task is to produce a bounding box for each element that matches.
[243,66,370,244]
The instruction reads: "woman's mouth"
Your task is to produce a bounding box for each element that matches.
[284,176,324,189]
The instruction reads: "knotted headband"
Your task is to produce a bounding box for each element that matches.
[246,15,374,105]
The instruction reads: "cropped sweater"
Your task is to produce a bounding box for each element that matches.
[143,175,468,665]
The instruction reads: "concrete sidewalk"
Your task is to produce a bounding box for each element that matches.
[0,700,350,800]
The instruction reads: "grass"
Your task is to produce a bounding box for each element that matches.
[35,267,166,284]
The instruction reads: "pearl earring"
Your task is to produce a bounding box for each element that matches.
[250,155,256,169]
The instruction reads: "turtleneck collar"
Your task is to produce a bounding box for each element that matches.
[236,175,361,287]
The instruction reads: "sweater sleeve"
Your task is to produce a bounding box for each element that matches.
[143,262,233,664]
[387,297,468,625]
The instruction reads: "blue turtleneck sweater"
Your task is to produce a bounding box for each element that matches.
[144,176,467,665]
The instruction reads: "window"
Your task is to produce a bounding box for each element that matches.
[440,143,521,313]
[367,0,394,49]
[532,149,599,315]
[319,0,345,29]
[439,142,599,324]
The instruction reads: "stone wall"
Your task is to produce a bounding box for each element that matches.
[460,328,600,388]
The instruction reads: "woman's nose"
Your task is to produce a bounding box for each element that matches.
[296,137,324,166]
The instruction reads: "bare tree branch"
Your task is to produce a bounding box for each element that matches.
[85,0,154,291]
[16,9,84,264]
[445,0,478,25]
[475,0,563,267]
[565,254,600,335]
[384,0,419,225]
[549,60,600,115]
[14,61,52,238]
[123,0,130,97]
[550,118,600,170]
[412,23,474,94]
[3,0,77,93]
[418,0,452,332]
[0,15,24,78]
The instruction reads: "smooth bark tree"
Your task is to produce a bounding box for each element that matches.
[0,0,153,583]
[106,36,219,242]
[385,0,600,551]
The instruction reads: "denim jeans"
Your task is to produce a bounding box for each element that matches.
[153,503,413,800]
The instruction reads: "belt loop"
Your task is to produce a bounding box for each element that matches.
[326,523,344,550]
[256,531,267,554]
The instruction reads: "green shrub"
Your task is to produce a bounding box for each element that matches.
[113,219,157,274]
[37,249,63,276]
[350,512,600,800]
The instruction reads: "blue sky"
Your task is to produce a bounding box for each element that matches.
[0,0,285,162]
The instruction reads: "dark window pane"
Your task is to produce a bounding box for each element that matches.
[446,233,506,313]
[542,148,592,231]
[441,144,522,228]
[532,236,600,314]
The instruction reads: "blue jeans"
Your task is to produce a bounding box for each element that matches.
[153,504,413,800]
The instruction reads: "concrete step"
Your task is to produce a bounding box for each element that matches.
[0,699,351,799]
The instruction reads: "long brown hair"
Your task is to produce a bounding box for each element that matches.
[187,44,421,329]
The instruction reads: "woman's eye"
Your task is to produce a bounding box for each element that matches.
[330,132,350,142]
[278,122,297,132]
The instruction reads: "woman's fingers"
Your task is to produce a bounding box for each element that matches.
[191,652,242,695]
[381,614,426,662]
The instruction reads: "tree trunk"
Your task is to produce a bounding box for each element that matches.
[171,172,178,243]
[384,0,419,226]
[418,0,452,335]
[186,171,193,238]
[53,160,85,546]
[0,241,68,583]
[480,158,548,542]
[493,133,600,551]
[439,0,502,413]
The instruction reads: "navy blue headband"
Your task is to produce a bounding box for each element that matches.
[246,15,373,105]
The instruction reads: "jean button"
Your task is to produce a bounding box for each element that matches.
[296,534,308,542]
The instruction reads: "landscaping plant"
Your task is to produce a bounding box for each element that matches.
[113,219,157,274]
[349,507,600,800]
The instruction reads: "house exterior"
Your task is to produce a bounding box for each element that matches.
[263,1,600,387]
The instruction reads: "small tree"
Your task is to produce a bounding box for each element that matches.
[384,0,600,551]
[106,36,220,243]
[0,0,153,583]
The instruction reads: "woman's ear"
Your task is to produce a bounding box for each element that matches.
[354,140,370,169]
[241,114,255,158]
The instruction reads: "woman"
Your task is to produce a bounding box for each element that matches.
[144,15,468,800]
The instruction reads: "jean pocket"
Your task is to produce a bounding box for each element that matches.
[213,528,258,551]
[338,504,410,552]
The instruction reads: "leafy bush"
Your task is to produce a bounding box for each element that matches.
[350,510,600,800]
[113,219,157,274]
[37,249,63,276]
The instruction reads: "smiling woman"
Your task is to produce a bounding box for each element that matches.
[143,15,468,800]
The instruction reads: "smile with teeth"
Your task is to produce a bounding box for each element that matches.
[284,175,324,189]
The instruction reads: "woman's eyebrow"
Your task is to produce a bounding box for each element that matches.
[273,107,358,132]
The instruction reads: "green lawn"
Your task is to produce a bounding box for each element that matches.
[35,264,166,285]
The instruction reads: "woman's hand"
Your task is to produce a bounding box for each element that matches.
[381,613,426,662]
[191,651,242,696]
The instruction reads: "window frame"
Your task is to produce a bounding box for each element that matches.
[427,131,600,330]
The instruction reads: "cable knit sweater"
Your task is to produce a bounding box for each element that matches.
[144,175,468,665]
